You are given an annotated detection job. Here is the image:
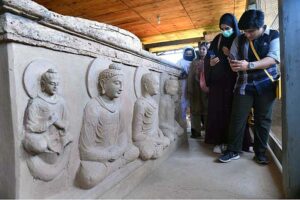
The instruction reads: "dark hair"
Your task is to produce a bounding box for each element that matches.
[218,13,240,38]
[238,10,264,30]
[183,47,196,61]
[198,42,208,49]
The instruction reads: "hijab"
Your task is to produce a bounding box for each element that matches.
[219,13,240,38]
[207,13,240,56]
[177,46,196,77]
[182,46,196,61]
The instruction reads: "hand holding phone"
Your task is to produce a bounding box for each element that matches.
[210,57,220,66]
[228,53,236,61]
[209,50,216,59]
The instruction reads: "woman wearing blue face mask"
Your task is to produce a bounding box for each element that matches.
[204,13,252,153]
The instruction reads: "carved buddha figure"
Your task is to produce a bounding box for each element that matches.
[159,77,184,142]
[77,63,139,189]
[23,68,72,181]
[132,73,170,161]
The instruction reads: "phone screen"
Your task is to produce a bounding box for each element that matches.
[209,50,216,58]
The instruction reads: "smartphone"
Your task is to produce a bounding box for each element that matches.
[228,53,236,61]
[209,50,216,59]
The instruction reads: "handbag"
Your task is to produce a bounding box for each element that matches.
[249,40,281,99]
[199,70,209,93]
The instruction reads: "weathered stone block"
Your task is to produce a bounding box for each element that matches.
[0,0,183,198]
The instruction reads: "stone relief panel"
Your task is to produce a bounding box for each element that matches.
[159,73,184,142]
[132,67,170,161]
[22,60,73,181]
[77,59,139,189]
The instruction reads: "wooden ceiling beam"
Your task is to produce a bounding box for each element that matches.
[33,0,247,46]
[148,43,198,53]
[178,0,196,29]
[144,36,204,50]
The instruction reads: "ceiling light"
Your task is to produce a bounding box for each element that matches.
[157,15,161,25]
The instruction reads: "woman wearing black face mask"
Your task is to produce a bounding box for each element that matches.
[176,46,196,131]
[204,13,252,153]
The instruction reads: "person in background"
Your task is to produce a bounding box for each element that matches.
[204,13,252,153]
[187,42,208,138]
[204,42,211,49]
[176,46,196,130]
[219,10,280,164]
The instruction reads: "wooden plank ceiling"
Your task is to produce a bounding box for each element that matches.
[33,0,246,52]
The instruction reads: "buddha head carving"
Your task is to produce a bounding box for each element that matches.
[142,73,159,96]
[165,77,179,96]
[40,68,60,96]
[98,63,124,99]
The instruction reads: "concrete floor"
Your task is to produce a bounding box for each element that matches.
[126,134,284,199]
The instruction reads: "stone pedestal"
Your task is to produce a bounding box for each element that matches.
[0,0,183,198]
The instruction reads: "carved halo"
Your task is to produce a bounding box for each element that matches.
[160,72,170,95]
[86,57,112,98]
[134,66,151,98]
[23,59,61,98]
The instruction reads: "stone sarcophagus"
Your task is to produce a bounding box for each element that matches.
[0,0,185,198]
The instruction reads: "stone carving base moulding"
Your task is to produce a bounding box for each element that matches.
[51,136,187,199]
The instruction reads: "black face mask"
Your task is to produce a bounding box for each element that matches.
[183,55,195,61]
[183,49,195,61]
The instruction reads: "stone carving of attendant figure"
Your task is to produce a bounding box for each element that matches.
[132,73,170,161]
[23,68,72,181]
[77,63,139,189]
[159,77,184,142]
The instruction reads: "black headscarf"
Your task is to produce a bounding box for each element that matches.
[219,13,240,38]
[204,13,240,85]
[208,13,240,51]
[183,47,196,61]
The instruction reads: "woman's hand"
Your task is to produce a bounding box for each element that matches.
[230,60,249,72]
[210,57,220,66]
[222,47,230,56]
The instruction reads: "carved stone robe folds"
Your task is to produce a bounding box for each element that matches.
[132,97,170,161]
[23,94,72,181]
[159,94,184,142]
[77,96,139,189]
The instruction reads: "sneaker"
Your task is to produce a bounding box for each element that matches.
[219,151,240,163]
[249,146,254,153]
[253,153,269,165]
[213,145,222,154]
[221,144,227,153]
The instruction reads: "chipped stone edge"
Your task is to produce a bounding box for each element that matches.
[0,0,180,72]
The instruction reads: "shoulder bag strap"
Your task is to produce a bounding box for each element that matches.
[217,34,222,51]
[249,39,275,82]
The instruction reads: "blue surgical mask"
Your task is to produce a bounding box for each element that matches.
[222,28,234,37]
